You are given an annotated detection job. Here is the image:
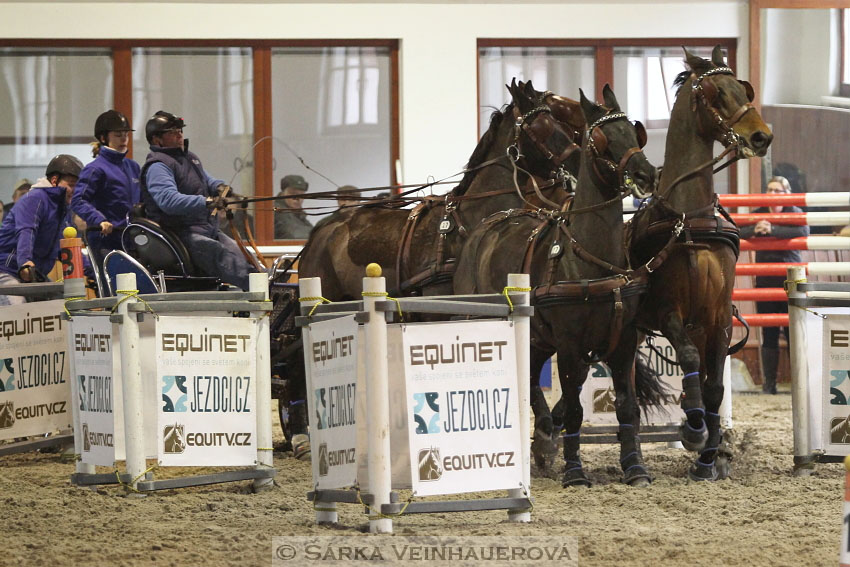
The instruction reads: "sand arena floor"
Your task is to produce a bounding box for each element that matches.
[0,393,842,567]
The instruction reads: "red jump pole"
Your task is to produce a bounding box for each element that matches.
[59,226,84,280]
[732,288,787,301]
[735,263,806,276]
[732,314,789,327]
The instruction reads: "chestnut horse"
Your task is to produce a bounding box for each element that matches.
[629,47,773,480]
[454,86,663,486]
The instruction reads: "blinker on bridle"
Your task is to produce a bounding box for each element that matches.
[691,66,756,154]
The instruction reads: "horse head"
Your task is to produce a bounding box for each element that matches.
[683,45,772,158]
[506,78,581,184]
[579,85,657,200]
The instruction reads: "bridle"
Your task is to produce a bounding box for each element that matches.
[585,111,649,199]
[691,66,756,156]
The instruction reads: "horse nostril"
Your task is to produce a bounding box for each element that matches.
[750,131,772,149]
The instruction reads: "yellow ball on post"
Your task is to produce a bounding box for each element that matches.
[365,263,382,278]
[62,226,78,239]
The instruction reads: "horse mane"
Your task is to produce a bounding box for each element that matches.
[673,70,692,95]
[452,105,509,197]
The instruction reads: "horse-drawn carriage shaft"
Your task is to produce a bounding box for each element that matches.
[455,84,661,487]
[629,46,773,481]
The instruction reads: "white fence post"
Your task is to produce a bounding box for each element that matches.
[65,277,95,479]
[787,265,813,475]
[299,277,338,525]
[363,266,392,533]
[507,273,531,523]
[250,272,274,492]
[116,273,146,492]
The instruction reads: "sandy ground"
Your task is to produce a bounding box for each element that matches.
[0,393,843,567]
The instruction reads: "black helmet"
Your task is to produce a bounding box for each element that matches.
[94,109,133,142]
[145,110,186,144]
[45,154,83,179]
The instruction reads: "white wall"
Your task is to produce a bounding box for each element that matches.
[0,1,749,191]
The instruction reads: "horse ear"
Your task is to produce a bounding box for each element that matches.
[711,45,726,67]
[602,84,620,112]
[507,77,533,111]
[579,88,599,123]
[739,79,755,102]
[683,46,712,75]
[523,80,537,97]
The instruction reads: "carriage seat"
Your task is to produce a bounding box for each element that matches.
[121,207,220,292]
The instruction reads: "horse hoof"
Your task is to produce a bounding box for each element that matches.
[532,429,559,469]
[623,466,652,486]
[688,460,719,482]
[679,422,708,452]
[291,434,311,461]
[562,469,592,488]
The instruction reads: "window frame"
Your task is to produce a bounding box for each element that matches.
[0,38,400,246]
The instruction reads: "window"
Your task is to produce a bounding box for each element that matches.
[0,48,112,200]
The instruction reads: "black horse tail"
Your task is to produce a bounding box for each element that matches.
[635,351,670,414]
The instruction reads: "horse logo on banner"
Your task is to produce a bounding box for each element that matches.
[0,401,14,429]
[418,447,443,481]
[163,423,186,454]
[318,442,329,477]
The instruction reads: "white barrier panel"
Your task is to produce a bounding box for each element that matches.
[821,314,850,455]
[0,300,71,439]
[401,320,523,497]
[156,316,258,467]
[70,316,123,466]
[580,337,684,426]
[306,315,359,489]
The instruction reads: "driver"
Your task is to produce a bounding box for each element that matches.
[139,111,254,290]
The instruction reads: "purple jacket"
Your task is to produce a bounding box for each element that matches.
[71,146,141,250]
[0,179,69,277]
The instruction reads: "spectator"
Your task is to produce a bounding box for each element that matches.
[274,174,312,239]
[6,178,32,215]
[0,155,81,305]
[336,185,361,209]
[139,110,254,290]
[739,175,810,394]
[71,110,141,265]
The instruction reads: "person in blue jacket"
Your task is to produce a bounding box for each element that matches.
[71,110,140,263]
[0,155,82,305]
[140,111,253,290]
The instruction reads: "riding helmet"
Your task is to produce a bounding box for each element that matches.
[145,110,186,144]
[45,154,84,179]
[94,109,133,142]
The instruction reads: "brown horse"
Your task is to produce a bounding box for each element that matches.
[297,79,583,300]
[454,85,662,486]
[285,81,584,450]
[629,46,773,481]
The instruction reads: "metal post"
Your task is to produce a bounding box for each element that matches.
[250,273,274,492]
[299,277,338,524]
[65,278,95,480]
[787,265,814,475]
[507,273,531,523]
[116,273,146,493]
[362,266,392,533]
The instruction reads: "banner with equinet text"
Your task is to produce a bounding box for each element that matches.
[402,320,522,496]
[70,315,124,466]
[822,313,850,455]
[0,301,71,440]
[156,316,257,466]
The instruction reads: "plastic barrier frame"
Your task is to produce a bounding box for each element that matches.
[63,273,276,493]
[298,273,533,534]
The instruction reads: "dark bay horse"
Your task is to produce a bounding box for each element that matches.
[288,81,584,454]
[454,85,663,486]
[629,46,773,481]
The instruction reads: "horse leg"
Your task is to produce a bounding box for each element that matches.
[559,354,591,487]
[660,311,708,452]
[530,346,558,468]
[690,324,731,480]
[609,329,651,486]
